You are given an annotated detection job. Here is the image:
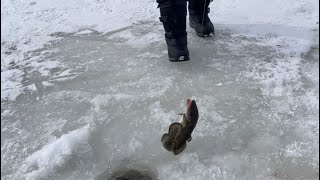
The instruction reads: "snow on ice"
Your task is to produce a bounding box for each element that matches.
[1,0,319,179]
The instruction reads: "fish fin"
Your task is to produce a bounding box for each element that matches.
[161,133,169,143]
[173,143,187,155]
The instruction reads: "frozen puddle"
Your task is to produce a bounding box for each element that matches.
[1,22,319,180]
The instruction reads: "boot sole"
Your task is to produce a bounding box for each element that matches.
[189,22,215,37]
[169,56,190,62]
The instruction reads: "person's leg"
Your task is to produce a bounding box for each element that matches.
[188,0,214,37]
[157,0,189,61]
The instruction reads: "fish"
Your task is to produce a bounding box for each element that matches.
[161,99,199,155]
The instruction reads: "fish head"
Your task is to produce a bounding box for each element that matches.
[185,99,199,122]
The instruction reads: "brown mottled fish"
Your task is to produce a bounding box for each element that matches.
[161,99,199,155]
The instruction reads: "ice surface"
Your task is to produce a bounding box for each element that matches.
[1,0,319,180]
[16,125,91,180]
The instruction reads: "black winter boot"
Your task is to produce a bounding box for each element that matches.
[158,0,190,62]
[188,0,214,37]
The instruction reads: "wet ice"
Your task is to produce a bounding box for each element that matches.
[1,21,319,180]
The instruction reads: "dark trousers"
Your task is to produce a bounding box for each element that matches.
[157,0,211,10]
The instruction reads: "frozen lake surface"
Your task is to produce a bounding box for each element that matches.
[2,22,319,179]
[1,0,319,179]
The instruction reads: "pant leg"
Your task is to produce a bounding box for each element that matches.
[156,0,187,37]
[156,0,187,8]
[188,0,211,13]
[156,0,190,61]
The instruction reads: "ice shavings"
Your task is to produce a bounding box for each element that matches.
[1,0,158,101]
[18,125,91,180]
[246,56,301,97]
[1,50,66,101]
[285,142,311,158]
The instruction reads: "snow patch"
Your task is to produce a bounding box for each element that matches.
[1,69,24,101]
[17,125,91,180]
[75,29,95,35]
